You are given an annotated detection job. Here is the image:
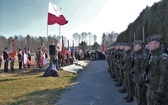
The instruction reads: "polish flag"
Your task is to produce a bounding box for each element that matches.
[48,2,68,25]
[8,40,17,58]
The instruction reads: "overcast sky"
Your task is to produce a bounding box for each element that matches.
[0,0,161,44]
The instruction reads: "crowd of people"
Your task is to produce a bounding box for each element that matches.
[0,47,48,72]
[0,44,106,73]
[106,34,168,105]
[51,49,105,69]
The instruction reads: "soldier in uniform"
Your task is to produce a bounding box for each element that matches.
[106,48,111,73]
[18,49,23,70]
[132,40,148,105]
[3,47,9,72]
[113,43,120,83]
[36,47,43,68]
[110,44,116,79]
[123,43,134,102]
[118,43,127,93]
[146,34,168,105]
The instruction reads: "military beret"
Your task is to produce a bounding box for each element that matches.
[119,43,125,46]
[133,40,144,45]
[147,34,163,42]
[124,43,132,47]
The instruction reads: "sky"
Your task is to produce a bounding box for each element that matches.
[0,0,161,45]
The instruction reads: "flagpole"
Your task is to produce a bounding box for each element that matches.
[47,25,48,38]
[47,2,49,50]
[59,25,61,48]
[134,32,136,42]
[142,27,145,43]
[59,25,61,36]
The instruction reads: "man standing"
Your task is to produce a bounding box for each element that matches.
[3,47,9,72]
[132,40,148,105]
[36,47,43,68]
[27,49,31,68]
[123,43,134,102]
[146,34,168,105]
[18,49,23,70]
[10,57,15,71]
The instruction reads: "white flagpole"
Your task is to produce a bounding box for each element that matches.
[59,25,61,50]
[47,25,48,38]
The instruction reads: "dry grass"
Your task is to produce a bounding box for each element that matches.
[0,67,76,105]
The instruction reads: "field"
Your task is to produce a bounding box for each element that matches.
[0,61,77,105]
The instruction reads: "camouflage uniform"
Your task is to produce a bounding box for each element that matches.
[118,45,126,92]
[146,35,168,105]
[133,40,148,105]
[123,44,134,102]
[106,50,111,72]
[114,45,120,83]
[110,47,116,78]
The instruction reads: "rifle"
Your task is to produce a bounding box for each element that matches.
[141,54,151,83]
[131,51,135,73]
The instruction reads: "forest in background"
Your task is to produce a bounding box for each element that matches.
[116,0,168,47]
[0,32,98,53]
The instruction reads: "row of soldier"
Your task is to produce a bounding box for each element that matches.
[106,34,168,105]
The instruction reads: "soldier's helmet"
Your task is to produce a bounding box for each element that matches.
[133,40,144,46]
[147,34,163,42]
[124,43,132,47]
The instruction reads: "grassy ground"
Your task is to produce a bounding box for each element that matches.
[0,61,77,105]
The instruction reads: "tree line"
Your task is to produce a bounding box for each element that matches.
[72,32,97,46]
[0,33,100,53]
[0,34,66,53]
[116,0,168,47]
[101,31,118,47]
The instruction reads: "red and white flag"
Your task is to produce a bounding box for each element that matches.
[48,2,68,25]
[101,34,106,54]
[8,40,17,58]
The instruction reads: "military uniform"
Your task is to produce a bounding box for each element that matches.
[18,49,23,70]
[123,43,134,102]
[133,40,148,105]
[118,44,126,92]
[146,34,168,105]
[3,47,9,72]
[110,47,116,78]
[36,47,43,68]
[114,45,120,83]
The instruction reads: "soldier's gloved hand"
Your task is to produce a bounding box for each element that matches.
[154,92,162,104]
[138,82,143,87]
[138,79,144,87]
[131,69,135,74]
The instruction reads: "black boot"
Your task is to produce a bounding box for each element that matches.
[126,97,134,102]
[123,95,129,100]
[115,82,122,87]
[113,79,118,82]
[110,75,115,79]
[119,88,126,93]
